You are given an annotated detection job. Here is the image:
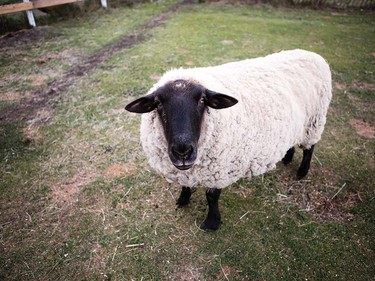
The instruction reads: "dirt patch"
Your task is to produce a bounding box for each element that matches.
[0,89,37,102]
[37,52,63,64]
[0,91,23,102]
[334,82,346,91]
[334,80,374,92]
[103,163,137,179]
[27,74,50,87]
[0,27,61,50]
[350,118,375,138]
[352,80,375,90]
[51,170,98,205]
[21,123,43,145]
[51,162,137,205]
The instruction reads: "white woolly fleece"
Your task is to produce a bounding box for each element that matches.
[140,49,332,189]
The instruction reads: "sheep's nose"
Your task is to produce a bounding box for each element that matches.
[169,141,197,170]
[171,143,194,159]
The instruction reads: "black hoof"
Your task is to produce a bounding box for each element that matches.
[176,197,189,208]
[296,166,309,180]
[200,218,221,232]
[176,186,194,208]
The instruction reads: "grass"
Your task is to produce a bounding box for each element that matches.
[1,1,374,280]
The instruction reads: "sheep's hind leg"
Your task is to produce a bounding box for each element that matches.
[176,186,192,207]
[201,188,222,232]
[282,147,295,165]
[297,145,315,179]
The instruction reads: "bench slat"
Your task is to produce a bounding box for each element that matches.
[0,2,33,15]
[0,0,82,15]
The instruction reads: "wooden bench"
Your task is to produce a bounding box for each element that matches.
[0,0,107,27]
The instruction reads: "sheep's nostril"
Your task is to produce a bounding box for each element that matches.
[169,142,196,170]
[172,144,193,159]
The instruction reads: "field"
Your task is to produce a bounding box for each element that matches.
[0,0,374,279]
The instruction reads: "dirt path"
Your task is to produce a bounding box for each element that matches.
[0,0,193,123]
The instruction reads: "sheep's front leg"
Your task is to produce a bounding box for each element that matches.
[201,188,222,232]
[282,147,295,165]
[297,145,315,179]
[176,186,192,207]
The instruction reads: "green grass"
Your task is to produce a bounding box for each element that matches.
[1,1,374,280]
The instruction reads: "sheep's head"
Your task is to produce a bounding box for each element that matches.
[125,80,238,170]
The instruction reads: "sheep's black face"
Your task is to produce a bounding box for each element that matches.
[155,81,206,170]
[125,80,238,170]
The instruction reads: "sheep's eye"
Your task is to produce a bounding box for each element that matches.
[157,102,163,110]
[200,97,205,104]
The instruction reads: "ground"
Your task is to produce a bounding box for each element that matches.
[0,0,374,280]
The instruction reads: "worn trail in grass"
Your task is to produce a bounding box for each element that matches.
[0,0,193,124]
[1,1,374,280]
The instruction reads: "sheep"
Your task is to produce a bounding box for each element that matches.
[125,49,332,232]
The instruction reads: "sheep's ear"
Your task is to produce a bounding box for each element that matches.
[125,94,158,113]
[205,89,238,109]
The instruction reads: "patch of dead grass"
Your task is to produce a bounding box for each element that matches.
[27,107,54,126]
[334,82,346,91]
[0,90,37,103]
[0,91,23,102]
[150,74,162,81]
[20,124,43,146]
[37,53,62,64]
[275,165,362,223]
[50,161,139,206]
[295,183,360,223]
[350,118,375,138]
[27,74,50,87]
[0,27,59,49]
[51,170,98,205]
[352,80,375,90]
[104,163,137,179]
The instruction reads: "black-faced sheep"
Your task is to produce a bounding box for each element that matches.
[125,49,332,231]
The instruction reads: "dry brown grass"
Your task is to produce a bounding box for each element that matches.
[350,119,375,139]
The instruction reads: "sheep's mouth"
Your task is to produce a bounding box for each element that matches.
[174,163,194,170]
[170,157,196,170]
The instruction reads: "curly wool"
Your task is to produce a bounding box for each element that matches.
[140,49,332,189]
